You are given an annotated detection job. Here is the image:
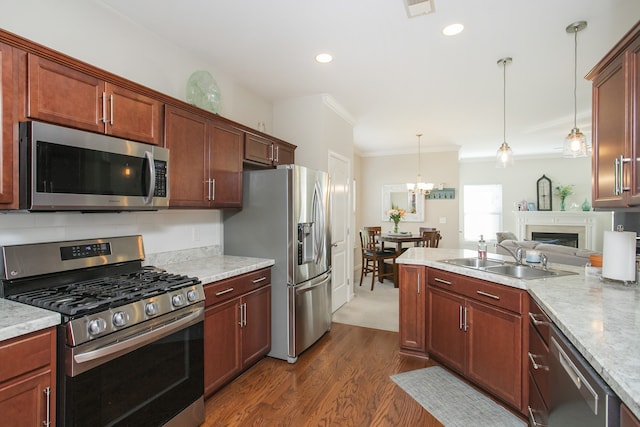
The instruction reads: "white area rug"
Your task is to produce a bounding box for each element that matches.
[391,366,526,427]
[332,279,398,331]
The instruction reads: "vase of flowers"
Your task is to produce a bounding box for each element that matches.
[555,184,574,211]
[388,205,405,233]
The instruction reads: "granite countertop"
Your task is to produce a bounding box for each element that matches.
[148,254,275,285]
[0,299,61,341]
[1,252,274,343]
[398,246,640,420]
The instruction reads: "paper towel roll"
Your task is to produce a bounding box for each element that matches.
[602,230,637,282]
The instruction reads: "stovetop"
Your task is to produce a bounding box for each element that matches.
[7,269,200,317]
[0,235,204,347]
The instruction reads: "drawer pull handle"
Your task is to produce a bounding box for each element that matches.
[476,290,500,300]
[252,277,267,284]
[528,406,547,427]
[434,277,452,285]
[215,287,234,296]
[529,312,550,326]
[528,352,549,371]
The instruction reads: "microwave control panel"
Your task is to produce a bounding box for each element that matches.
[154,160,167,197]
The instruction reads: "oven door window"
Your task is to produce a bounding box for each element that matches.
[36,140,150,196]
[62,322,203,427]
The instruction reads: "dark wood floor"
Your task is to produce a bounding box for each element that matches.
[203,322,442,426]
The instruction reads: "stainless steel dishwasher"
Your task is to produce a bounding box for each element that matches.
[548,324,620,427]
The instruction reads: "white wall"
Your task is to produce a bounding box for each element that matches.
[459,155,595,249]
[0,0,275,254]
[358,151,460,249]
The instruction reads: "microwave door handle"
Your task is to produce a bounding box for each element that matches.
[143,151,156,205]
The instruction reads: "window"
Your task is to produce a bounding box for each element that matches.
[463,184,502,241]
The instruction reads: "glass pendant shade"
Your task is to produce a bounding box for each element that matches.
[563,127,587,157]
[496,142,514,168]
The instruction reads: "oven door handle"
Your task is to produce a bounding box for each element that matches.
[71,306,203,376]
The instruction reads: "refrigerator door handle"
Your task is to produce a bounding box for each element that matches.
[311,181,326,264]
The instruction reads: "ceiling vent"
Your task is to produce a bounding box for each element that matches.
[404,0,435,18]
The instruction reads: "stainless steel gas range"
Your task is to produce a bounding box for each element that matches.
[0,235,205,427]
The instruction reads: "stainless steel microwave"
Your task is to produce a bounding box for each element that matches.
[19,121,169,211]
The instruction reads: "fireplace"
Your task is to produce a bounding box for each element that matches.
[513,211,614,251]
[531,232,579,248]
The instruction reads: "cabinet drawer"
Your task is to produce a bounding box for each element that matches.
[204,268,271,306]
[529,296,551,346]
[0,329,53,383]
[528,371,549,427]
[528,321,550,406]
[428,268,465,292]
[461,278,523,313]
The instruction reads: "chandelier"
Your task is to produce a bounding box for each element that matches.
[407,133,434,196]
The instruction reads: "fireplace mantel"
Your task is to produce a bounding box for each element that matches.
[513,211,614,251]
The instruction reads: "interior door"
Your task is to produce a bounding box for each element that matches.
[329,151,351,312]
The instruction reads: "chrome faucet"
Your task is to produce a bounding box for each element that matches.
[496,243,523,265]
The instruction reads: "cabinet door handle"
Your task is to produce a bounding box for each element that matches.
[211,178,215,200]
[417,273,421,294]
[528,352,549,371]
[459,305,463,330]
[476,290,500,300]
[614,156,621,195]
[101,92,108,124]
[463,306,468,331]
[215,287,234,296]
[529,312,550,326]
[434,277,452,285]
[527,406,547,427]
[43,386,51,427]
[109,94,114,125]
[275,145,280,163]
[252,276,267,284]
[269,144,274,161]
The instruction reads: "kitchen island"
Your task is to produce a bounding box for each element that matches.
[397,246,640,420]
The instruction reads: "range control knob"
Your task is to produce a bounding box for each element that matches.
[112,311,128,327]
[172,294,185,307]
[145,302,159,316]
[88,318,107,335]
[187,289,199,302]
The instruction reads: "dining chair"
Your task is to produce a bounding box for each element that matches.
[421,230,442,248]
[364,226,396,253]
[359,231,398,290]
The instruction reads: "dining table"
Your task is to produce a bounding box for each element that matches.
[379,233,424,255]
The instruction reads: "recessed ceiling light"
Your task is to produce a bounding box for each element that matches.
[442,23,464,36]
[315,53,333,63]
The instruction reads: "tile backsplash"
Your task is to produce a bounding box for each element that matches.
[0,209,223,255]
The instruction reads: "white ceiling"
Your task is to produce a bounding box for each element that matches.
[102,0,640,160]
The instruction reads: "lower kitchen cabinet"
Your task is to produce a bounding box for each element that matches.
[398,264,427,358]
[0,327,56,427]
[203,268,271,397]
[426,267,526,413]
[621,403,640,427]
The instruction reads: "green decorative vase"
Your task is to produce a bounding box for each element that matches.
[560,197,566,211]
[393,221,399,233]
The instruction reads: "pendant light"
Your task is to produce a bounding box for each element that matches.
[496,57,514,168]
[407,133,434,196]
[563,21,588,158]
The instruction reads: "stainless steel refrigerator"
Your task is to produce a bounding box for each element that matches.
[224,165,331,363]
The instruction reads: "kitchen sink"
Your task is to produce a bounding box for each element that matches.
[440,257,577,280]
[442,258,505,268]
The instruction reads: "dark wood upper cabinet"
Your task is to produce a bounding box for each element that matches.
[165,105,243,208]
[0,42,17,208]
[588,22,640,208]
[244,132,295,167]
[27,54,163,146]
